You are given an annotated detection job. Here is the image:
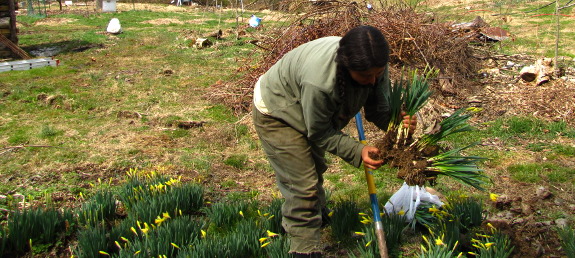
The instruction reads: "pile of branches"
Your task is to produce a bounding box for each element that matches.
[208,2,481,114]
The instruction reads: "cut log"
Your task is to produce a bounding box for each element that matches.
[194,38,212,49]
[203,29,222,40]
[519,58,553,86]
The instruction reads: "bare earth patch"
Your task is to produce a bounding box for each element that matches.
[34,18,77,26]
[142,18,186,25]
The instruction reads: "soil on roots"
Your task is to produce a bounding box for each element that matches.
[368,127,439,187]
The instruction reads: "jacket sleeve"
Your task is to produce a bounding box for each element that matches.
[300,83,365,168]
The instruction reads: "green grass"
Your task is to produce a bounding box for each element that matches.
[425,0,575,58]
[507,162,575,183]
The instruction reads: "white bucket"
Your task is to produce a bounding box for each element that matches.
[102,0,117,12]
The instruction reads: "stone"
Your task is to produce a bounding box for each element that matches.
[555,218,568,228]
[536,186,552,199]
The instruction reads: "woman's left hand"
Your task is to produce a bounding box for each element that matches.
[401,111,417,135]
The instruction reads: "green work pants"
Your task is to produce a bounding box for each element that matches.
[252,106,327,254]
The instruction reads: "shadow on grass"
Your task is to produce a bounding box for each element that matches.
[21,40,105,57]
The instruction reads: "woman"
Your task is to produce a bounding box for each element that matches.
[252,25,416,257]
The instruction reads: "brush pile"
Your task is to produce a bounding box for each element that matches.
[209,2,489,189]
[209,1,481,114]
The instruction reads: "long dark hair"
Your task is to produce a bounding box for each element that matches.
[335,25,389,71]
[334,25,390,98]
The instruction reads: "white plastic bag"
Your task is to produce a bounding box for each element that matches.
[384,182,444,222]
[106,18,122,34]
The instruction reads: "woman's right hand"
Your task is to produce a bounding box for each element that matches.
[361,145,383,170]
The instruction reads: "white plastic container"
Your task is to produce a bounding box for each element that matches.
[102,0,117,12]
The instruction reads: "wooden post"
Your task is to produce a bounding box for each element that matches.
[8,0,16,43]
[554,0,560,76]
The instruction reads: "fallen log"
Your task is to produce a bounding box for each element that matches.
[520,58,553,86]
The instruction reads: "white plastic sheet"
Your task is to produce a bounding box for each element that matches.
[384,182,444,221]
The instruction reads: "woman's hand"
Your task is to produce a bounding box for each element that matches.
[401,111,417,135]
[361,145,384,170]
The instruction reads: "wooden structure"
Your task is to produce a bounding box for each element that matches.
[0,0,19,58]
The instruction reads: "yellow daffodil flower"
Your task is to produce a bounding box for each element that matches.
[141,223,150,235]
[99,251,110,256]
[354,232,366,236]
[435,238,444,246]
[358,212,367,216]
[259,237,268,243]
[398,210,405,215]
[485,242,495,248]
[162,212,171,219]
[171,243,180,249]
[468,251,478,256]
[134,250,141,255]
[328,210,334,217]
[201,230,206,238]
[428,206,440,213]
[267,230,279,237]
[239,211,244,217]
[261,242,270,248]
[490,193,499,202]
[155,216,166,225]
[365,240,372,247]
[115,241,122,249]
[130,227,138,236]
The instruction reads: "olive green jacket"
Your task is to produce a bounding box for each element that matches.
[260,36,392,168]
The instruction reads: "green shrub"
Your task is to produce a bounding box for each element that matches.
[427,215,461,252]
[557,226,575,258]
[128,184,204,225]
[74,225,109,258]
[116,216,206,258]
[262,235,291,258]
[39,125,61,138]
[7,207,74,254]
[77,190,117,227]
[352,212,407,257]
[418,234,462,258]
[0,225,7,256]
[224,154,249,169]
[205,201,250,230]
[330,199,362,243]
[260,198,284,235]
[470,223,514,258]
[447,196,484,232]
